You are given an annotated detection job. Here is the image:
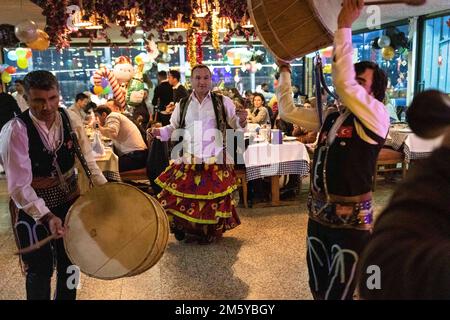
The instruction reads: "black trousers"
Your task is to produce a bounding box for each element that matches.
[306,218,370,300]
[15,200,77,300]
[119,150,148,172]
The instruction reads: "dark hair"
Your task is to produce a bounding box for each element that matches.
[274,72,280,81]
[244,90,253,96]
[168,69,181,81]
[94,105,112,116]
[252,92,266,106]
[191,64,212,76]
[14,79,24,85]
[354,61,388,102]
[229,88,242,99]
[157,71,167,78]
[23,70,59,93]
[107,98,120,107]
[84,101,97,113]
[75,92,89,102]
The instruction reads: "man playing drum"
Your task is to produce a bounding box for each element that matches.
[150,64,248,244]
[276,0,389,299]
[0,70,107,300]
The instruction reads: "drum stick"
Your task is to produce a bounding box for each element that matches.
[365,0,426,5]
[15,234,58,255]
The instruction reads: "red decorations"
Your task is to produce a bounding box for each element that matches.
[196,33,203,64]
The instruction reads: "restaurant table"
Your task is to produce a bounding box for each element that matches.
[243,139,310,206]
[386,125,443,162]
[77,147,121,194]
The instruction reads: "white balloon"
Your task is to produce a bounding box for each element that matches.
[15,20,38,43]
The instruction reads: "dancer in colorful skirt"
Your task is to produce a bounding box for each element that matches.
[150,64,248,244]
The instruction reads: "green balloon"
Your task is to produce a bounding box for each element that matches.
[102,86,111,95]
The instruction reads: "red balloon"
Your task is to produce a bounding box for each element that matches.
[5,66,16,74]
[25,50,32,59]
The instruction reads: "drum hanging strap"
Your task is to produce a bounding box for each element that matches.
[59,109,94,186]
[314,52,339,126]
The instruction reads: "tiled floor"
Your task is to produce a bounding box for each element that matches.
[0,175,397,300]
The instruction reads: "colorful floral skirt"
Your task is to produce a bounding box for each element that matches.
[155,162,241,239]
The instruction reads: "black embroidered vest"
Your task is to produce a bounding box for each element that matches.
[312,111,385,196]
[18,109,76,178]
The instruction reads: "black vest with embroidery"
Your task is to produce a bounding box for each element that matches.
[178,92,231,140]
[312,111,385,196]
[18,109,76,178]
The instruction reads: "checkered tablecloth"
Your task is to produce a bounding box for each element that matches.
[245,160,310,181]
[386,128,442,163]
[244,141,310,181]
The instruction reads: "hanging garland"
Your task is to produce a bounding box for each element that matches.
[211,12,220,51]
[186,29,197,68]
[30,0,254,49]
[196,33,203,64]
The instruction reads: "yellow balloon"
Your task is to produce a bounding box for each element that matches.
[157,42,168,53]
[233,58,241,66]
[93,86,104,95]
[1,72,12,83]
[382,46,395,60]
[323,64,332,74]
[17,58,28,69]
[26,29,50,51]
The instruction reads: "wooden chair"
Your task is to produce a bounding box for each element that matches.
[373,148,407,191]
[234,168,248,208]
[120,168,153,194]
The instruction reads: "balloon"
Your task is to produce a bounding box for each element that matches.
[161,53,171,63]
[323,64,332,74]
[5,66,16,74]
[102,86,111,95]
[233,58,241,66]
[15,48,27,58]
[93,85,103,95]
[378,35,391,48]
[89,85,96,94]
[372,37,381,50]
[157,42,168,54]
[134,55,143,65]
[90,75,95,85]
[382,46,395,60]
[101,77,109,88]
[17,58,28,69]
[1,71,12,83]
[7,51,17,61]
[25,49,32,59]
[26,29,50,51]
[15,20,38,43]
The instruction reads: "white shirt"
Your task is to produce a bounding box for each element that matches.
[12,92,28,112]
[276,28,389,144]
[67,104,87,124]
[158,91,243,160]
[102,112,147,156]
[0,110,107,220]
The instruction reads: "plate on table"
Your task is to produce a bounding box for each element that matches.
[283,136,297,141]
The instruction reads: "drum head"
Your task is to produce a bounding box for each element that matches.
[64,183,159,280]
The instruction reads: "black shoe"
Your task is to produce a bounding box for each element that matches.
[174,230,185,241]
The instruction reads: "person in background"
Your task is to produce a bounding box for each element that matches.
[67,93,89,125]
[244,90,254,111]
[0,80,21,132]
[168,69,189,104]
[248,92,271,126]
[106,98,122,113]
[95,105,148,172]
[152,71,173,126]
[0,70,106,300]
[12,80,28,112]
[276,0,389,300]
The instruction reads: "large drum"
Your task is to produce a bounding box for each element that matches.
[64,182,169,280]
[248,0,341,61]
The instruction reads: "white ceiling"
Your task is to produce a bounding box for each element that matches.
[0,0,449,44]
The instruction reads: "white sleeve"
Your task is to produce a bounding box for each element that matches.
[158,102,180,141]
[276,71,321,131]
[67,112,107,186]
[332,28,389,139]
[0,119,50,220]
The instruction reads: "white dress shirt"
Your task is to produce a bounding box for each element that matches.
[158,91,243,160]
[276,28,389,144]
[0,110,107,220]
[102,112,147,156]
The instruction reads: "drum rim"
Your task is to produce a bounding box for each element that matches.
[64,182,162,280]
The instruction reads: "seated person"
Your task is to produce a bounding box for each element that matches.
[248,92,271,126]
[94,105,148,172]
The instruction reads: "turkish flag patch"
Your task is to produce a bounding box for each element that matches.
[336,126,353,138]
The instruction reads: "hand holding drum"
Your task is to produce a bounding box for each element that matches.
[406,90,450,139]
